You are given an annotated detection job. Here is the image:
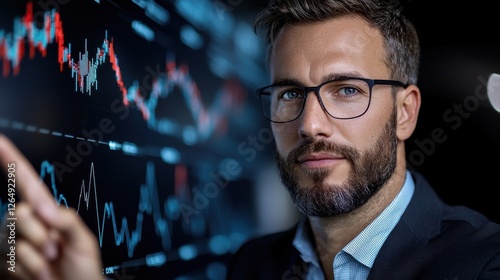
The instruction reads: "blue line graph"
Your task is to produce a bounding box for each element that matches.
[39,160,178,258]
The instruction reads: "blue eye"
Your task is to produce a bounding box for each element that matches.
[281,90,301,100]
[339,86,359,96]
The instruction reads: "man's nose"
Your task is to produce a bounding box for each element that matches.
[297,91,334,140]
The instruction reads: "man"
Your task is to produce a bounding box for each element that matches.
[226,0,500,279]
[1,1,500,280]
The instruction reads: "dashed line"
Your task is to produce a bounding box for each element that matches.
[0,118,151,158]
[12,121,24,130]
[0,118,111,148]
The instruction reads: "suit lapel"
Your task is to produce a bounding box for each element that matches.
[368,171,444,279]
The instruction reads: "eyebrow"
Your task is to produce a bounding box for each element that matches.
[272,72,365,86]
[321,72,364,84]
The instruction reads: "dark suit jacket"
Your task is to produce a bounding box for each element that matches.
[226,171,500,279]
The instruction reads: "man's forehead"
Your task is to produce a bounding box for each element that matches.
[266,17,387,83]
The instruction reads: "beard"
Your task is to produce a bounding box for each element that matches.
[275,108,398,217]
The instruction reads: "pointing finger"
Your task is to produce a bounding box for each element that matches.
[0,134,58,222]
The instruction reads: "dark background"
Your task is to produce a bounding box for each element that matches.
[395,1,500,223]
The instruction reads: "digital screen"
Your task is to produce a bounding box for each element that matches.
[3,1,500,279]
[0,1,280,279]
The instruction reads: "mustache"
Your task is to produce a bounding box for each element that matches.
[286,139,358,165]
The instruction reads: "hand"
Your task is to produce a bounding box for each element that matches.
[0,134,104,280]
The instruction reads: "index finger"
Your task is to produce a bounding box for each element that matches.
[0,134,58,219]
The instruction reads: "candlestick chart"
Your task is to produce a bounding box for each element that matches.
[0,1,272,279]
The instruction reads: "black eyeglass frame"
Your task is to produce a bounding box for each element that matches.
[255,77,409,123]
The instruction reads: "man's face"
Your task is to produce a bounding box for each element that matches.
[269,16,399,217]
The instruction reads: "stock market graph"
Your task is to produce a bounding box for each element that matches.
[3,0,500,279]
[0,0,279,279]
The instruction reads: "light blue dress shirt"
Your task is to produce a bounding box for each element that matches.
[292,170,415,280]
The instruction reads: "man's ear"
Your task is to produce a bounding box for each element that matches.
[396,84,421,141]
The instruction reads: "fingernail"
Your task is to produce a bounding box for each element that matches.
[43,242,58,260]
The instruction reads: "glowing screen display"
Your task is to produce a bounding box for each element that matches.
[0,1,273,278]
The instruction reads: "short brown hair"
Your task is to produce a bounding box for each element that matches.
[254,0,420,85]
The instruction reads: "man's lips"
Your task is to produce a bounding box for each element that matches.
[297,153,344,168]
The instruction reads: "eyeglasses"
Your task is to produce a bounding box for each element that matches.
[255,77,408,123]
